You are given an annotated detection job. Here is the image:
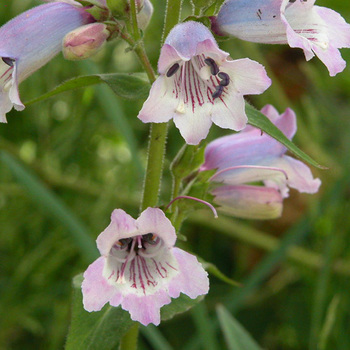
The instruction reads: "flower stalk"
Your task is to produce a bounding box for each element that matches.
[119,0,183,346]
[140,0,183,211]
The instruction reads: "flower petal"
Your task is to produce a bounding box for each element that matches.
[136,207,176,247]
[222,58,271,95]
[164,21,219,61]
[82,257,117,312]
[212,185,283,219]
[138,75,179,123]
[97,209,138,256]
[168,248,209,299]
[121,290,171,326]
[266,155,321,195]
[211,164,288,186]
[261,104,296,139]
[210,90,247,131]
[173,102,214,145]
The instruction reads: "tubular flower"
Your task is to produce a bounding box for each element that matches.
[201,105,321,219]
[138,21,271,145]
[0,2,94,122]
[82,208,209,326]
[213,0,350,76]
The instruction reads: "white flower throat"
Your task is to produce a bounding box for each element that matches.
[166,55,231,114]
[0,57,14,92]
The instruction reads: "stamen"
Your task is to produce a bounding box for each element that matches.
[142,233,157,245]
[204,57,219,75]
[166,63,180,77]
[118,237,132,249]
[218,72,230,87]
[212,85,224,99]
[2,57,14,67]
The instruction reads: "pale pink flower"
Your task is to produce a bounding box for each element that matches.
[201,105,321,219]
[138,21,271,145]
[213,0,350,76]
[82,208,209,326]
[0,2,94,122]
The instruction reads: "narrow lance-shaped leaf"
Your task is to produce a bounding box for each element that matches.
[25,73,151,106]
[216,304,262,350]
[246,103,325,169]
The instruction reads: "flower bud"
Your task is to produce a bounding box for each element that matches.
[137,0,153,30]
[63,23,109,61]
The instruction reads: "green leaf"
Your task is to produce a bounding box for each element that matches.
[65,274,134,350]
[161,294,204,321]
[246,103,326,169]
[25,73,151,106]
[99,73,150,100]
[140,325,174,350]
[201,261,241,287]
[216,304,262,350]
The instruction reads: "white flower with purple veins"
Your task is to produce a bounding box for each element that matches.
[0,2,94,122]
[138,21,271,145]
[82,207,209,326]
[201,105,321,219]
[213,0,350,76]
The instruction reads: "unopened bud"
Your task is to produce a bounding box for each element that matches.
[137,0,153,30]
[63,23,109,61]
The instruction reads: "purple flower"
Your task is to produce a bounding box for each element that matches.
[0,2,94,122]
[138,21,271,145]
[201,105,321,219]
[213,0,350,76]
[82,207,209,326]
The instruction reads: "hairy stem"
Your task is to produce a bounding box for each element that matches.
[140,0,183,210]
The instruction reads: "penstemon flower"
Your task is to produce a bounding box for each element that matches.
[212,0,350,76]
[201,105,321,219]
[0,2,94,123]
[138,21,271,145]
[82,207,209,326]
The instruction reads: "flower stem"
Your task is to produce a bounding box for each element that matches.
[141,122,169,210]
[140,0,183,211]
[119,0,183,345]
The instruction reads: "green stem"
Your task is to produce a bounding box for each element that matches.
[119,324,139,350]
[119,0,183,347]
[140,0,183,211]
[141,123,169,210]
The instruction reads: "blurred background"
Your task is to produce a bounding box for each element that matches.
[1,0,350,349]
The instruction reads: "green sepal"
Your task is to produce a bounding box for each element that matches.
[189,0,225,16]
[183,15,212,28]
[106,0,129,19]
[170,144,206,181]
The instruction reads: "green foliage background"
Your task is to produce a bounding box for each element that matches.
[1,0,350,349]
